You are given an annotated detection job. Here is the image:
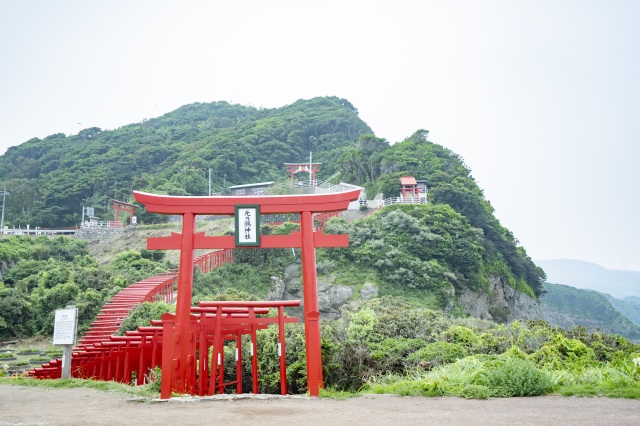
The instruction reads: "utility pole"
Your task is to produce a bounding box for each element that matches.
[0,188,9,232]
[208,168,212,196]
[309,151,313,188]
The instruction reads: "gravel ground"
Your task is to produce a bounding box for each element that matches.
[1,385,640,426]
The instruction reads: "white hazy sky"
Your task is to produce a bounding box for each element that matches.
[1,1,639,272]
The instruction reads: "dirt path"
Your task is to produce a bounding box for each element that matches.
[1,385,640,425]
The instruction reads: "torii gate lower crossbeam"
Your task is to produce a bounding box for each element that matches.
[133,189,360,398]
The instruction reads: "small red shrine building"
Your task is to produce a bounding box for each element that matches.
[399,176,428,202]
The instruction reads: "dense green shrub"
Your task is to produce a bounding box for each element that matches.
[532,334,596,369]
[255,323,308,394]
[443,325,479,347]
[407,341,468,369]
[0,237,173,340]
[369,338,427,372]
[487,359,553,397]
[325,303,640,397]
[116,302,174,335]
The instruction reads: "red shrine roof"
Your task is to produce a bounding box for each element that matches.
[400,176,417,186]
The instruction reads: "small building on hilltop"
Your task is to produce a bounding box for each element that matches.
[399,176,428,204]
[400,176,419,198]
[228,181,275,196]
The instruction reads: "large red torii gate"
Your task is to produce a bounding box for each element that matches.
[132,189,360,397]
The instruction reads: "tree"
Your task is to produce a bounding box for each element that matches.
[0,287,36,339]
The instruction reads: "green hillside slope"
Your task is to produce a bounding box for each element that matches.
[541,282,640,342]
[604,295,640,327]
[335,130,545,297]
[0,97,370,227]
[0,97,545,322]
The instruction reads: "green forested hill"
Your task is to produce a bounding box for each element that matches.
[0,96,544,308]
[334,130,545,297]
[541,282,640,342]
[0,97,370,227]
[605,295,640,327]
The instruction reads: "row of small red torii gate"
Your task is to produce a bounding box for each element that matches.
[30,274,300,397]
[133,187,360,398]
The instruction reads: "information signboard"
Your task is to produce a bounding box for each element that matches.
[235,205,260,246]
[53,307,78,345]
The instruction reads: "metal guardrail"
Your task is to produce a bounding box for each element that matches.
[1,228,77,236]
[82,221,124,229]
[1,221,126,237]
[380,196,427,207]
[262,180,427,210]
[258,179,362,196]
[348,196,428,210]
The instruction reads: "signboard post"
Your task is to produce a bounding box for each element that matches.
[53,306,78,379]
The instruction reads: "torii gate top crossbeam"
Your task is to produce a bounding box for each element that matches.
[132,189,360,215]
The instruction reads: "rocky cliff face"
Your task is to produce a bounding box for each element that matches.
[268,264,379,320]
[270,264,541,322]
[457,275,542,323]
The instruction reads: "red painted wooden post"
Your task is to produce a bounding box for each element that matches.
[186,314,198,395]
[235,334,243,394]
[197,318,208,396]
[105,346,114,381]
[300,210,323,396]
[160,313,175,399]
[121,340,130,383]
[176,212,195,394]
[151,328,161,371]
[137,334,147,386]
[218,342,225,394]
[278,305,288,395]
[251,318,259,394]
[210,310,223,395]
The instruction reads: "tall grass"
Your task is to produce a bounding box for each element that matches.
[362,354,639,399]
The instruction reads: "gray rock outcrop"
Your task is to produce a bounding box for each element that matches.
[271,263,539,323]
[456,275,542,322]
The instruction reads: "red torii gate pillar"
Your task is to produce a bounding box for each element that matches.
[133,188,360,398]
